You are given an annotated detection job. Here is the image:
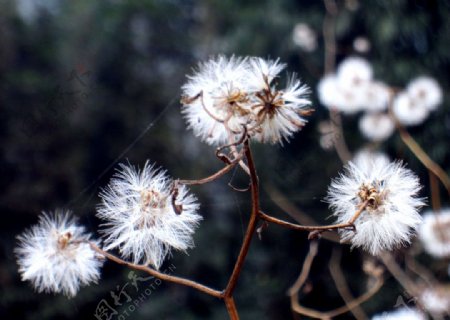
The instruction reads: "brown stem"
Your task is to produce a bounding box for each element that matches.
[259,199,369,236]
[224,139,260,297]
[224,296,239,320]
[329,248,368,320]
[322,0,352,163]
[89,242,223,298]
[429,170,442,212]
[396,122,450,197]
[379,252,419,297]
[263,184,340,243]
[289,242,383,319]
[179,154,242,186]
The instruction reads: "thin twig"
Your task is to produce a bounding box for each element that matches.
[258,199,369,238]
[379,252,420,297]
[395,121,450,197]
[179,152,243,186]
[89,242,223,298]
[429,170,442,212]
[329,247,368,320]
[224,139,260,297]
[264,184,340,243]
[289,242,383,319]
[224,296,239,320]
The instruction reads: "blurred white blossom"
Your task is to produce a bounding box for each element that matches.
[407,76,442,111]
[359,112,395,142]
[419,287,450,316]
[392,92,430,126]
[97,161,202,269]
[419,208,450,258]
[292,23,317,52]
[353,37,371,53]
[15,211,103,297]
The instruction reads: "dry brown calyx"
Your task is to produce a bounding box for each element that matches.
[57,232,72,250]
[358,182,386,211]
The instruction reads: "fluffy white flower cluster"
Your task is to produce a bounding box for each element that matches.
[392,76,443,126]
[97,161,202,269]
[371,308,426,320]
[181,56,311,145]
[15,211,103,297]
[317,56,395,142]
[419,208,450,258]
[326,159,424,255]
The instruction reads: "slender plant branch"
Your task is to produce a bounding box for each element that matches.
[224,296,239,320]
[224,138,260,297]
[89,242,223,298]
[258,199,369,238]
[264,184,340,243]
[179,154,242,186]
[379,252,420,298]
[289,241,383,319]
[429,171,442,212]
[394,119,450,197]
[329,247,368,320]
[322,0,352,163]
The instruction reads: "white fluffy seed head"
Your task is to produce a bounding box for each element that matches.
[407,76,443,111]
[392,91,430,126]
[371,308,426,320]
[97,161,202,269]
[181,55,251,145]
[419,208,450,258]
[181,56,312,145]
[326,160,425,255]
[358,112,395,142]
[15,211,103,298]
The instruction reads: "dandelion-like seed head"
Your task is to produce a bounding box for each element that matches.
[97,161,202,269]
[181,55,312,145]
[326,160,424,255]
[15,211,103,298]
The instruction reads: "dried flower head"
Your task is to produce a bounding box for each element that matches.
[419,208,450,258]
[181,55,311,145]
[15,211,103,297]
[326,160,424,255]
[97,161,202,269]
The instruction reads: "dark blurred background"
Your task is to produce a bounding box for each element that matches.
[1,0,449,319]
